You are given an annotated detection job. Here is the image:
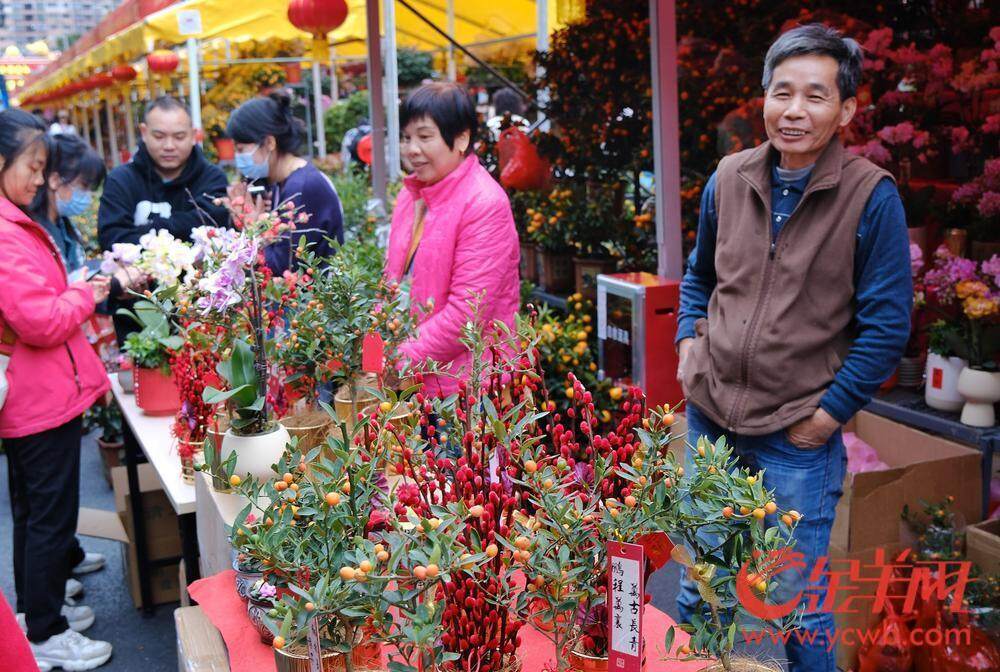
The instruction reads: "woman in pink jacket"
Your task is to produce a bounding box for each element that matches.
[0,109,113,670]
[384,83,520,398]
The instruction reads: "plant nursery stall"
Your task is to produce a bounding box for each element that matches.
[13,1,1000,672]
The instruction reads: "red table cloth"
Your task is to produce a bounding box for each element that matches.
[188,570,704,672]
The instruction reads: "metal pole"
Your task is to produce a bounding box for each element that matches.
[81,101,91,146]
[446,0,456,81]
[187,38,202,134]
[366,0,387,203]
[383,0,400,180]
[536,0,550,130]
[106,95,120,166]
[650,0,683,279]
[329,48,339,103]
[92,97,104,160]
[312,58,326,157]
[124,92,137,158]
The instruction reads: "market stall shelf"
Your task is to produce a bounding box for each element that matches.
[868,388,1000,518]
[186,570,706,672]
[110,373,200,612]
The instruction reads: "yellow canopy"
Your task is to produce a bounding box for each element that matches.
[22,0,563,100]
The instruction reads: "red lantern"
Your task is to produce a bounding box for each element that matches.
[147,49,179,74]
[287,0,348,59]
[287,0,348,36]
[93,72,114,89]
[112,64,138,82]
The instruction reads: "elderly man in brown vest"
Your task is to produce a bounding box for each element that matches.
[675,24,912,671]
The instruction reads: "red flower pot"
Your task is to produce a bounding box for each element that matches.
[134,367,180,415]
[283,62,302,84]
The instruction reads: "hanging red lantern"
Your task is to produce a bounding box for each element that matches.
[147,49,179,74]
[287,0,349,59]
[93,72,114,89]
[111,64,138,82]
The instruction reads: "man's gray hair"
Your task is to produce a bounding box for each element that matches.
[761,23,864,100]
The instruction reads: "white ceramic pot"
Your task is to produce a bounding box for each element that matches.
[957,367,1000,427]
[925,353,968,412]
[221,424,291,481]
[117,368,134,393]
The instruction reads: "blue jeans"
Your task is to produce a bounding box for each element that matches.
[678,404,846,672]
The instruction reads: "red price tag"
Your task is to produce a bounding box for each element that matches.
[931,367,943,390]
[636,532,675,571]
[361,332,385,374]
[608,542,645,672]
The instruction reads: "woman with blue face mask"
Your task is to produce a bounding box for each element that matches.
[30,134,105,281]
[227,91,344,275]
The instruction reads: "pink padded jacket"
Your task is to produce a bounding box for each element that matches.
[0,197,109,438]
[384,155,520,397]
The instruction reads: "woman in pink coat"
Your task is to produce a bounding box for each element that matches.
[384,83,520,398]
[0,109,113,670]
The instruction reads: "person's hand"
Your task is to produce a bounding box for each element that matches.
[113,267,148,295]
[227,182,269,220]
[676,338,693,394]
[88,275,111,304]
[785,408,840,449]
[226,181,248,204]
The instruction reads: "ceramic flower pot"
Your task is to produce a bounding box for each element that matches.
[213,137,236,161]
[698,661,781,672]
[924,353,968,412]
[221,424,291,482]
[957,367,1000,427]
[896,355,925,389]
[134,366,180,415]
[247,597,275,644]
[233,558,263,601]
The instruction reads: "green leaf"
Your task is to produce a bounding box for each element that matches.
[664,625,676,655]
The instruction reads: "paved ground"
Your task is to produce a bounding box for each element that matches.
[1,431,177,671]
[1,431,785,671]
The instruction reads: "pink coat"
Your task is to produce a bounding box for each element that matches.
[385,155,520,397]
[0,197,109,438]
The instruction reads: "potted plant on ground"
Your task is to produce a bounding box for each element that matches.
[83,397,124,485]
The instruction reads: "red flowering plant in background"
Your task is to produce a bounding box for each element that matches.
[169,323,223,463]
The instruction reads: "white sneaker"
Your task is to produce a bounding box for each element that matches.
[30,629,112,671]
[72,552,105,575]
[66,578,83,600]
[17,605,95,633]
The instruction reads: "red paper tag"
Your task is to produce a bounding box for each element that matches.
[931,367,943,390]
[608,542,645,672]
[361,332,385,374]
[636,532,675,571]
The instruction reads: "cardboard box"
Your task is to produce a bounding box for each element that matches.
[831,411,982,554]
[112,464,183,560]
[111,464,183,608]
[966,518,1000,575]
[831,544,908,672]
[175,606,230,671]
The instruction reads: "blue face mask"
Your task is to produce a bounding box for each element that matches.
[56,188,93,218]
[235,146,269,180]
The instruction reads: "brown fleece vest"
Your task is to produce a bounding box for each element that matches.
[683,139,892,435]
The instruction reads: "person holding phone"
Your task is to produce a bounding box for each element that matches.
[226,91,344,274]
[0,109,114,671]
